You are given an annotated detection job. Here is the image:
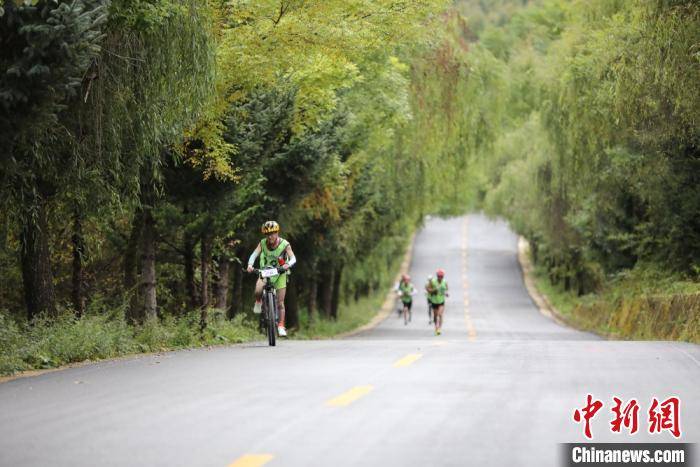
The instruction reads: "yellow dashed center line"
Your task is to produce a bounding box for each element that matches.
[393,353,423,368]
[326,385,374,407]
[229,454,274,467]
[462,217,476,341]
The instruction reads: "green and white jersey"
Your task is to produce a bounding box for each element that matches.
[259,237,289,268]
[397,281,415,304]
[428,277,448,305]
[258,237,290,289]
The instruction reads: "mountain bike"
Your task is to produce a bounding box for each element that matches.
[427,297,433,324]
[248,266,284,346]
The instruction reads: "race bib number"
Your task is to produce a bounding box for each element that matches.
[260,268,279,278]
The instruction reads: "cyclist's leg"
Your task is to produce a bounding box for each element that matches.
[270,273,287,327]
[255,278,264,298]
[253,278,264,313]
[276,287,286,327]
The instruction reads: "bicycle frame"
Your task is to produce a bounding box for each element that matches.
[249,266,284,346]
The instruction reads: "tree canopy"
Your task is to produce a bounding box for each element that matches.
[1,0,697,339]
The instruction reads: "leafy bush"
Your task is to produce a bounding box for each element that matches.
[0,311,31,374]
[207,313,260,344]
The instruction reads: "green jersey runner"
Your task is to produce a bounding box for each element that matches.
[428,277,448,305]
[398,281,415,304]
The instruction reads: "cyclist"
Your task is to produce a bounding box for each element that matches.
[426,268,448,335]
[247,220,296,337]
[395,274,416,325]
[425,274,434,324]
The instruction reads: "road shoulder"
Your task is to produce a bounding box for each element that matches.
[517,236,588,331]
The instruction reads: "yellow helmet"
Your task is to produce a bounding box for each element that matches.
[261,220,280,235]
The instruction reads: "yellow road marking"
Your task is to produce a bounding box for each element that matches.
[467,325,477,341]
[464,304,476,341]
[462,216,475,341]
[229,454,274,467]
[393,353,423,368]
[326,385,374,407]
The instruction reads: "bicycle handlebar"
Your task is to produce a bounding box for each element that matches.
[243,266,287,275]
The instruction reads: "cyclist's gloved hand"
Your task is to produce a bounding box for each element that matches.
[247,265,254,273]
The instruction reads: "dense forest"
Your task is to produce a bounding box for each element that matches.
[1,0,698,373]
[449,0,700,338]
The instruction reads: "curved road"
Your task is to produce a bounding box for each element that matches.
[1,214,698,466]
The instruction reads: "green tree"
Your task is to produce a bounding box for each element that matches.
[0,0,109,319]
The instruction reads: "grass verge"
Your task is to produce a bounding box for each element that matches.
[292,291,388,339]
[531,261,700,343]
[0,310,261,377]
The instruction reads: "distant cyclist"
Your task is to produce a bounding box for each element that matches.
[395,274,416,325]
[425,274,434,324]
[426,268,448,335]
[247,221,296,337]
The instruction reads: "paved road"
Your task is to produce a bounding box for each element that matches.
[1,214,698,467]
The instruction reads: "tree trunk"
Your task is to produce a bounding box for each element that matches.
[20,196,56,321]
[140,208,157,321]
[184,232,198,310]
[285,279,298,329]
[231,258,244,318]
[200,233,212,309]
[330,266,342,320]
[71,209,86,317]
[308,268,318,320]
[214,255,230,312]
[199,233,212,329]
[320,264,334,318]
[124,210,142,322]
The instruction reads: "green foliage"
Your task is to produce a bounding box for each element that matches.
[294,290,386,339]
[457,0,699,298]
[0,311,30,374]
[3,0,481,370]
[0,0,107,150]
[5,0,697,363]
[0,308,261,376]
[533,262,700,343]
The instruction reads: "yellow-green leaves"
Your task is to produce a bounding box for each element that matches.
[185,0,448,179]
[217,0,448,132]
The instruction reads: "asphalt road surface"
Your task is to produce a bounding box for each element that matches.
[1,214,698,467]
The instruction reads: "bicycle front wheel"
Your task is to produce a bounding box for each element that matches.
[266,292,276,346]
